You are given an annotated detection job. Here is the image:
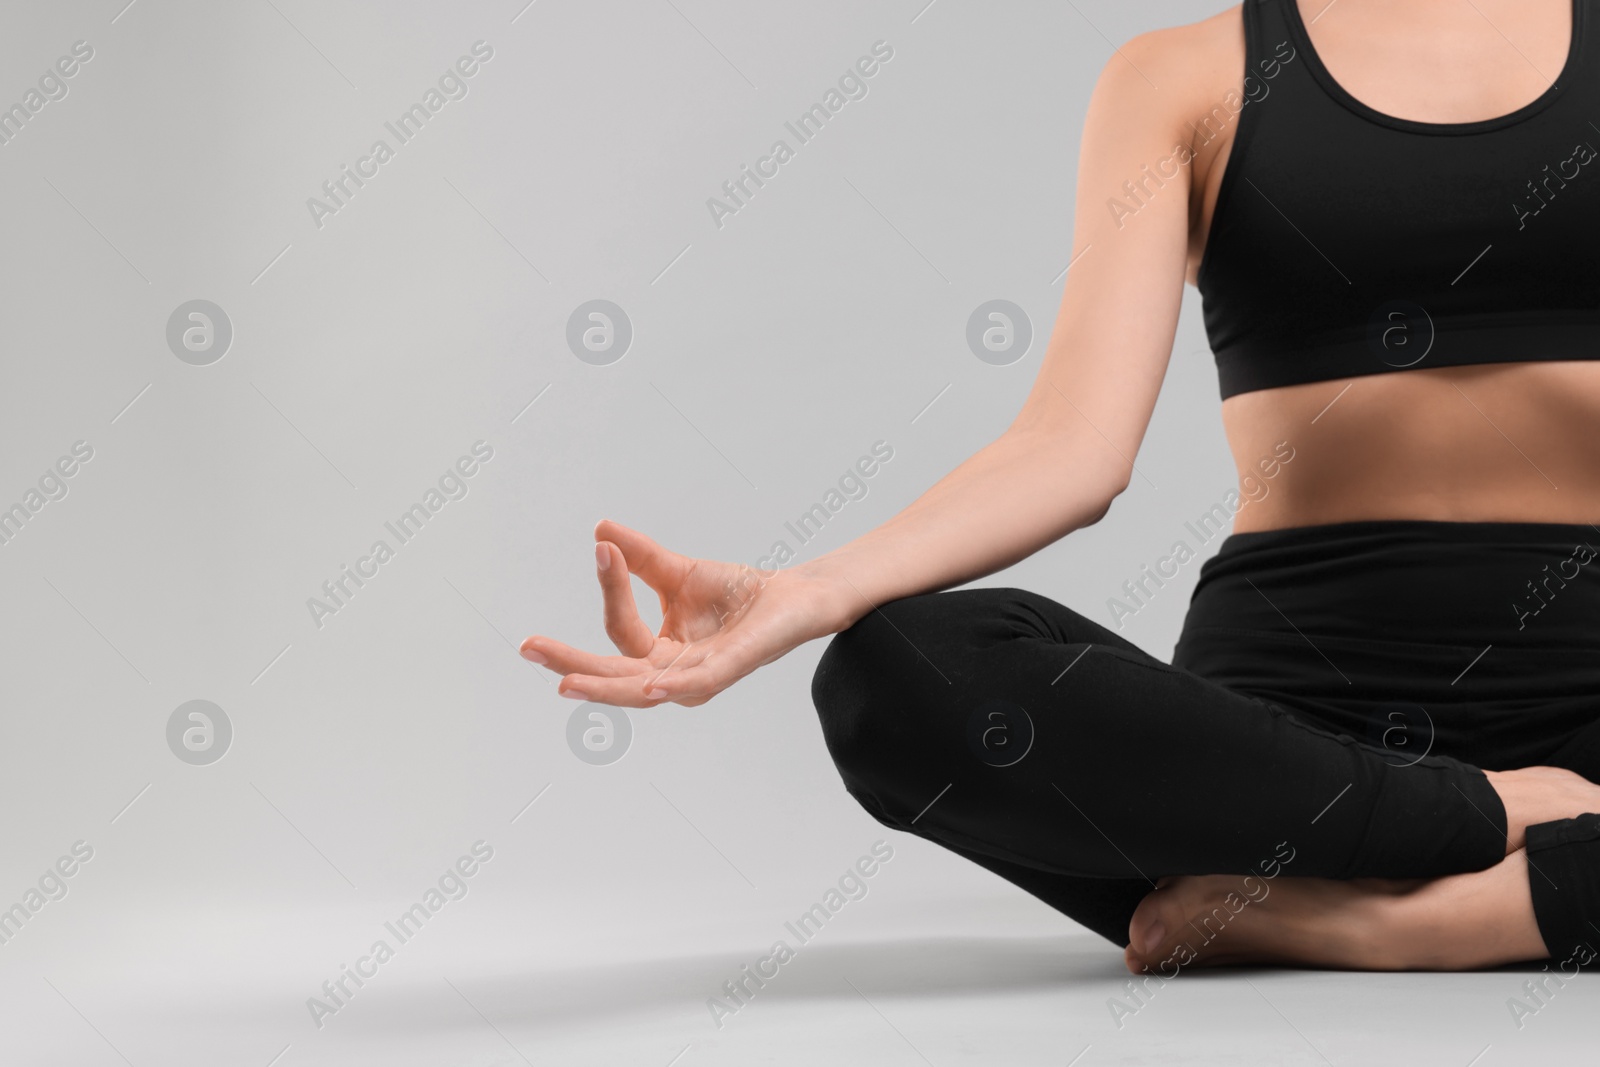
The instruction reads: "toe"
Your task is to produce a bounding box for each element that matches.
[1126,886,1176,970]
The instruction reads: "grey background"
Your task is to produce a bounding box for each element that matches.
[3,1,1590,1064]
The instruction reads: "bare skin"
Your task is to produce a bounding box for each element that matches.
[525,0,1600,974]
[1123,849,1547,974]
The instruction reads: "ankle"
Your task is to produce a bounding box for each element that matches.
[1484,767,1600,855]
[1483,769,1527,853]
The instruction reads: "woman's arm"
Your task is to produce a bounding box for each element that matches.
[524,24,1219,706]
[792,28,1206,630]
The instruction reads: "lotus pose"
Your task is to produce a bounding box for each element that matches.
[523,0,1600,973]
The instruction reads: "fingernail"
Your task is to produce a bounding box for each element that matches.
[520,647,547,665]
[595,543,610,571]
[1140,921,1165,955]
[646,687,667,699]
[561,688,589,701]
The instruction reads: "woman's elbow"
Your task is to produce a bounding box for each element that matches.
[1084,471,1130,526]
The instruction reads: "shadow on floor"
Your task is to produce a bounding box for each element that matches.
[406,932,1128,1027]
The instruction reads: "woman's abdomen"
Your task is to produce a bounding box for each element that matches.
[1221,361,1600,531]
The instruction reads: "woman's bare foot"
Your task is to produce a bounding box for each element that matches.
[1486,766,1600,853]
[1124,849,1550,973]
[1117,764,1600,974]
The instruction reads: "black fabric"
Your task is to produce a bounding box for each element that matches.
[1173,519,1600,773]
[1526,814,1600,962]
[1198,0,1600,399]
[808,520,1600,950]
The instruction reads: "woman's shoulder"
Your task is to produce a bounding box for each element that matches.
[1107,4,1254,97]
[1087,5,1251,137]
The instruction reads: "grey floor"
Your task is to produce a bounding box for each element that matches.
[2,834,1591,1066]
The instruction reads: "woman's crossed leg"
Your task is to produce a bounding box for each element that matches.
[808,586,1600,971]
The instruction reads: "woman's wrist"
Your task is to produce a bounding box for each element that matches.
[784,556,873,636]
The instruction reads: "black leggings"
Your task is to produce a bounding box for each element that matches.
[808,520,1600,948]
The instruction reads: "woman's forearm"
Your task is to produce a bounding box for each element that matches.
[793,423,1131,635]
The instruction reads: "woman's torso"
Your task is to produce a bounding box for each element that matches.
[1185,0,1600,532]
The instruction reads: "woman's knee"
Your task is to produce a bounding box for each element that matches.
[809,594,965,786]
[810,590,1021,792]
[815,584,1110,777]
[809,606,906,786]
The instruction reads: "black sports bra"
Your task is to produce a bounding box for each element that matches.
[1198,0,1600,399]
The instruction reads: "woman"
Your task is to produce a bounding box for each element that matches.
[523,0,1600,974]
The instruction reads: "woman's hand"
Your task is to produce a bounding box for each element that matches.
[521,519,851,707]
